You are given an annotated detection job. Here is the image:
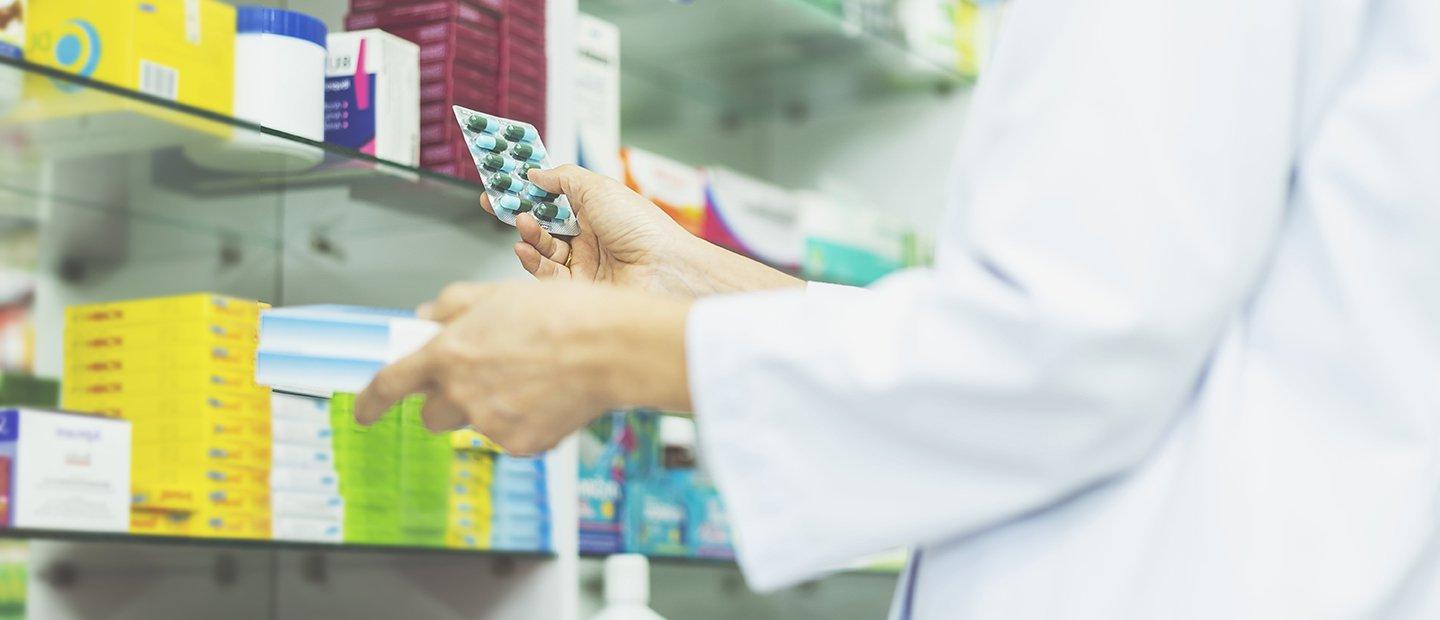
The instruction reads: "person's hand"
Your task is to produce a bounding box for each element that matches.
[355,280,692,455]
[482,164,804,297]
[482,164,694,295]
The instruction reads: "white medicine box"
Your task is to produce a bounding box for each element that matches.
[575,14,621,181]
[0,408,131,532]
[326,30,420,166]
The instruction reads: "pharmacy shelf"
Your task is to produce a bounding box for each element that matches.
[578,551,902,576]
[0,527,555,561]
[0,55,496,249]
[580,0,966,126]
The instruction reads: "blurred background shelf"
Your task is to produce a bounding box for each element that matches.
[0,527,555,561]
[0,56,498,247]
[579,549,903,576]
[580,0,966,127]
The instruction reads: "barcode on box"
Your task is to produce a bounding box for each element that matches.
[139,60,179,101]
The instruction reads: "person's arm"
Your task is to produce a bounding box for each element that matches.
[689,0,1305,589]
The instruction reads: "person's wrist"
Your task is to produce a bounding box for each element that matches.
[579,289,693,411]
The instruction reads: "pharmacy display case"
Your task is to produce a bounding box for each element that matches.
[0,0,989,617]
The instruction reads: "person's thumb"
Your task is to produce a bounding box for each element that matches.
[526,164,603,204]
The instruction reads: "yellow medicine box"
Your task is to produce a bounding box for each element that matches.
[63,388,268,421]
[64,365,257,400]
[67,319,259,352]
[16,0,235,151]
[130,411,270,445]
[65,293,263,329]
[131,509,195,537]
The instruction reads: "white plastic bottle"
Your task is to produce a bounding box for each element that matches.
[593,554,666,620]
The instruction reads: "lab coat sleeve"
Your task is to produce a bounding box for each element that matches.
[688,0,1304,590]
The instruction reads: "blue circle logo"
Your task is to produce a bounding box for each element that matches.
[50,19,101,92]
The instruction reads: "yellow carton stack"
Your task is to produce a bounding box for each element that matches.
[62,293,272,540]
[445,447,495,550]
[16,0,236,153]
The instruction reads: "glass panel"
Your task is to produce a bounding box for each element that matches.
[0,56,489,246]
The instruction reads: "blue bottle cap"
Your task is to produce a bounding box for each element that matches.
[236,7,328,49]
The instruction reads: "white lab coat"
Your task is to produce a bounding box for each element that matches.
[685,0,1440,616]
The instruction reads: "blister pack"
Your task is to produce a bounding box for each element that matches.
[452,106,580,236]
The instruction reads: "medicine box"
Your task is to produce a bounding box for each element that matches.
[256,306,440,395]
[621,147,707,236]
[0,0,22,59]
[575,14,621,182]
[15,0,236,152]
[0,408,130,532]
[701,167,802,269]
[273,515,342,543]
[326,30,420,167]
[799,191,908,286]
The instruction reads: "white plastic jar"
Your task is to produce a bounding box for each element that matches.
[187,6,327,173]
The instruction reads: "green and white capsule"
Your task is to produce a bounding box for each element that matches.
[510,143,547,163]
[481,154,518,173]
[524,183,559,201]
[471,134,509,153]
[465,115,499,134]
[533,202,571,222]
[489,174,525,193]
[503,124,538,142]
[496,195,535,214]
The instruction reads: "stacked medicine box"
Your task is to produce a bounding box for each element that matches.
[270,392,342,543]
[329,392,404,544]
[61,294,272,539]
[490,454,550,551]
[446,433,496,549]
[343,0,548,181]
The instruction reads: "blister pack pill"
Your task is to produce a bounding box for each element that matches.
[452,106,581,236]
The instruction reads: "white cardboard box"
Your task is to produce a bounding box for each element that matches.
[325,30,420,166]
[575,15,621,181]
[702,166,801,268]
[256,305,439,395]
[0,408,130,532]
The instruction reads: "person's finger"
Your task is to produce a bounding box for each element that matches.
[516,213,569,264]
[419,393,469,433]
[429,282,489,324]
[355,349,437,425]
[515,242,568,279]
[525,164,605,205]
[479,192,494,216]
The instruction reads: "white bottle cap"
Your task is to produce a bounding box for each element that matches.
[604,553,651,604]
[659,416,697,450]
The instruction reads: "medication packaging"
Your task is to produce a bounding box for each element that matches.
[0,408,131,532]
[326,29,420,166]
[17,0,236,152]
[0,0,22,59]
[701,167,801,269]
[453,106,582,236]
[621,147,706,236]
[575,15,622,181]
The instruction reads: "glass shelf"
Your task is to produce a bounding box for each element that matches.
[578,551,901,576]
[0,526,555,560]
[580,0,966,126]
[0,55,495,249]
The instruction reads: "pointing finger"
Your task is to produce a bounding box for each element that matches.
[355,349,436,425]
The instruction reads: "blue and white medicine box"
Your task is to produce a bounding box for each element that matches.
[326,29,420,166]
[0,408,130,532]
[256,305,439,395]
